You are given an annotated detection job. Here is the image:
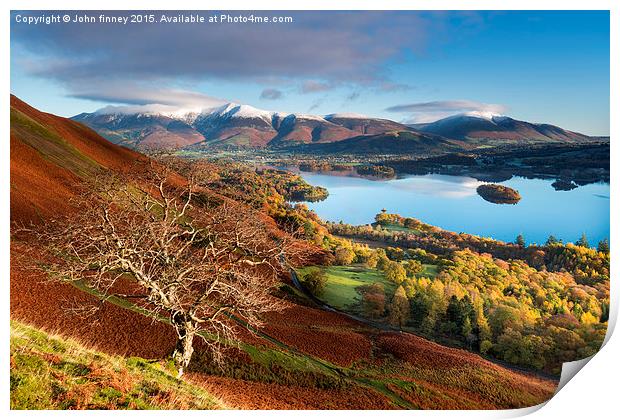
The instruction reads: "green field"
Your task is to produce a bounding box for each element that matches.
[376,223,423,235]
[297,263,439,312]
[297,265,395,311]
[418,264,439,278]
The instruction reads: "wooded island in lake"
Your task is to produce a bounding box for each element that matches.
[477,184,522,204]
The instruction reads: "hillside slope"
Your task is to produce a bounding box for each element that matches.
[290,131,470,155]
[72,112,206,149]
[413,114,594,144]
[325,114,412,135]
[10,95,143,223]
[10,321,226,410]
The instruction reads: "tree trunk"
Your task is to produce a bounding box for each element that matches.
[171,315,196,378]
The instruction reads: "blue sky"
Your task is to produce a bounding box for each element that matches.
[11,10,609,135]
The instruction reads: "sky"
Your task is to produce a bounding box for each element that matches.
[10,10,610,135]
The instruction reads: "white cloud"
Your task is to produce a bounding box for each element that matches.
[70,83,228,111]
[386,100,507,123]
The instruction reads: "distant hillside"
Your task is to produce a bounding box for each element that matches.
[267,114,358,146]
[324,114,412,135]
[72,112,206,149]
[412,114,596,144]
[289,131,470,155]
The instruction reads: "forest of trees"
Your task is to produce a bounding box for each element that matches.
[402,249,607,372]
[354,165,396,179]
[298,161,351,172]
[187,161,329,207]
[328,213,610,285]
[323,213,609,373]
[297,161,395,179]
[339,243,608,373]
[476,184,521,204]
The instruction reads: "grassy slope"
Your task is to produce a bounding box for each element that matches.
[380,223,422,234]
[298,265,394,310]
[378,223,443,238]
[297,264,438,311]
[10,321,226,410]
[10,95,141,172]
[419,264,439,278]
[12,241,556,409]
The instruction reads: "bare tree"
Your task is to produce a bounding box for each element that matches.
[29,165,296,377]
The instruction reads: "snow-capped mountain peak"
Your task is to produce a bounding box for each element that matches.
[205,102,289,123]
[89,102,373,125]
[459,111,505,122]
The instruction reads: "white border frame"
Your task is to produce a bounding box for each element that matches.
[2,1,617,419]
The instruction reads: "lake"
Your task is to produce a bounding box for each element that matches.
[298,172,610,246]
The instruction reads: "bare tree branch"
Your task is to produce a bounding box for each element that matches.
[23,163,302,377]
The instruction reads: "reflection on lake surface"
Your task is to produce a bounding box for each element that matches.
[298,172,610,246]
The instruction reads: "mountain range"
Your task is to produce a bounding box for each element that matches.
[72,104,602,153]
[410,112,594,145]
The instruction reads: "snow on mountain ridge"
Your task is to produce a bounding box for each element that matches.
[91,102,334,124]
[421,111,508,127]
[93,104,207,119]
[88,103,508,127]
[461,111,504,121]
[285,113,328,122]
[324,112,369,119]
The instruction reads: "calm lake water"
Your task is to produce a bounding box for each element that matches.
[298,172,610,246]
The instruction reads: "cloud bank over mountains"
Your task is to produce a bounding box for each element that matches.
[12,11,444,108]
[68,85,228,110]
[386,100,508,123]
[11,10,609,135]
